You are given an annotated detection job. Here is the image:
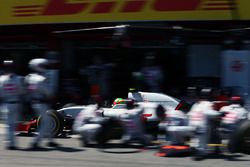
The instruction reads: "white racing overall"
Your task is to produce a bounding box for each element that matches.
[0,74,23,147]
[73,105,103,144]
[119,108,152,145]
[25,73,54,145]
[220,104,248,134]
[166,110,195,145]
[188,101,221,155]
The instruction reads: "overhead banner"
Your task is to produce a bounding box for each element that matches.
[1,0,250,25]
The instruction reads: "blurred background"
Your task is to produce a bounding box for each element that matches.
[1,0,250,117]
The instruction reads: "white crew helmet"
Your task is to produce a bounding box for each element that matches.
[29,58,49,73]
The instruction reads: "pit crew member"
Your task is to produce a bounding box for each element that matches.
[0,60,24,150]
[25,58,60,149]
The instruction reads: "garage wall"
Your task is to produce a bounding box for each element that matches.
[187,45,221,77]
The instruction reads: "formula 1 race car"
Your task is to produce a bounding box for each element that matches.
[58,90,191,137]
[16,90,189,137]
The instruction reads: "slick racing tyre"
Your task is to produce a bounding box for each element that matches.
[228,120,250,154]
[37,110,64,137]
[96,118,123,146]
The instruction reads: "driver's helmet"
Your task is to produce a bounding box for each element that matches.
[112,98,126,106]
[112,98,135,109]
[29,58,49,73]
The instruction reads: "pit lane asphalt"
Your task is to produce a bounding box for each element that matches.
[0,125,250,167]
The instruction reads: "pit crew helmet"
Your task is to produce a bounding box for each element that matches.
[199,88,213,101]
[229,96,244,106]
[29,58,49,73]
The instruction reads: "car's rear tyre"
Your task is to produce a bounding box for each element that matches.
[80,136,90,147]
[228,120,250,154]
[144,121,159,140]
[96,118,123,146]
